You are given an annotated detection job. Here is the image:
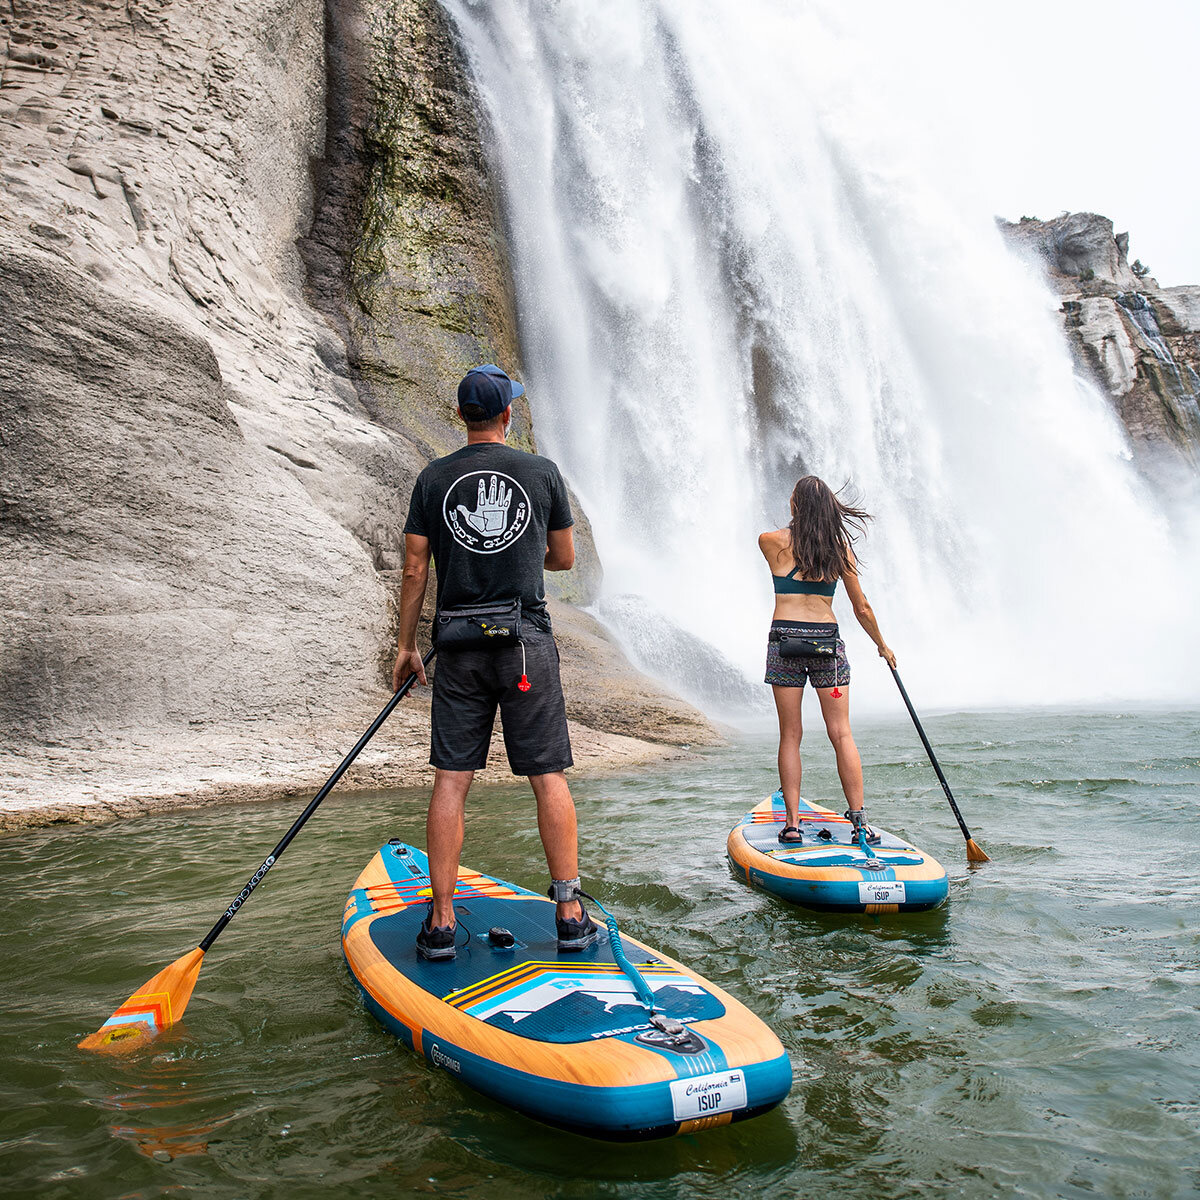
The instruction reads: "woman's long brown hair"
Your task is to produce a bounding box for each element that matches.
[787,476,872,581]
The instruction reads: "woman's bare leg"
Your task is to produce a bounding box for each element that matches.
[815,686,864,811]
[772,684,804,826]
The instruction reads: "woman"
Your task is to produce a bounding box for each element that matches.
[758,476,896,845]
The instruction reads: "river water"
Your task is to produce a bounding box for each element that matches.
[1,707,1198,1198]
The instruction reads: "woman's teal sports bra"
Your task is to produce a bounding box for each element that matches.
[772,566,837,596]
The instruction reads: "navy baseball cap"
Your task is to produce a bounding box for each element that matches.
[457,363,525,418]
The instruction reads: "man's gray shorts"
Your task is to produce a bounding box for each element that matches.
[430,627,573,775]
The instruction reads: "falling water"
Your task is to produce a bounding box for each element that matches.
[439,0,1200,710]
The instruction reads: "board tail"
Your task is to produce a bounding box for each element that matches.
[78,948,205,1054]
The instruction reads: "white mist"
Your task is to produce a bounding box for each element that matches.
[441,0,1200,712]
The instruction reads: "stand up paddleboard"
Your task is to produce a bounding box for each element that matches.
[343,841,792,1141]
[727,791,949,914]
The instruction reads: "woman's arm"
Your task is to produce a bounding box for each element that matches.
[841,552,897,668]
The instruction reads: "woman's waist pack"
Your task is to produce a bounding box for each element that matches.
[769,627,839,659]
[435,598,523,649]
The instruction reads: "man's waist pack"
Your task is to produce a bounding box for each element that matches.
[435,599,522,649]
[770,628,839,658]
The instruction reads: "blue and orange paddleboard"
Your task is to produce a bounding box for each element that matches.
[727,791,949,914]
[342,842,792,1141]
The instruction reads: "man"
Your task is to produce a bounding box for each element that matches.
[393,363,598,961]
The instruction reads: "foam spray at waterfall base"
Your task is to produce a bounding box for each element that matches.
[440,0,1200,712]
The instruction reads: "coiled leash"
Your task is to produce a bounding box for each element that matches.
[846,809,884,869]
[553,880,687,1037]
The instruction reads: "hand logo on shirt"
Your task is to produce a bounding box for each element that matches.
[442,469,531,554]
[457,475,511,535]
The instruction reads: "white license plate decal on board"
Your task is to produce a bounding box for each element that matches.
[858,880,906,905]
[669,1070,748,1121]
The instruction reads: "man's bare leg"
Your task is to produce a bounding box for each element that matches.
[529,771,585,921]
[427,768,474,927]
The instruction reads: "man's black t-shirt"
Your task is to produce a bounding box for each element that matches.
[403,442,574,622]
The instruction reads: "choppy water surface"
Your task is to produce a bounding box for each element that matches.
[2,708,1198,1198]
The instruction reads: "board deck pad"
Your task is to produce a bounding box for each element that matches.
[342,841,792,1140]
[367,901,722,1044]
[740,793,923,863]
[727,792,949,913]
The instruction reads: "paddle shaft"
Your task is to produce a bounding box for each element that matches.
[198,649,436,953]
[888,665,975,844]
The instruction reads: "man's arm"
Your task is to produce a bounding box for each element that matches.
[544,464,575,572]
[393,533,432,688]
[545,526,575,571]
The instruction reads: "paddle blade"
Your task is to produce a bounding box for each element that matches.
[965,837,990,864]
[78,947,205,1054]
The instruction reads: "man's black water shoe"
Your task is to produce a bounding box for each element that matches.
[777,825,803,844]
[416,911,457,961]
[556,906,600,952]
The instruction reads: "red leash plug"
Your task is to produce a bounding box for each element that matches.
[518,641,531,691]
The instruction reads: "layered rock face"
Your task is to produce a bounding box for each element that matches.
[0,248,385,738]
[999,213,1200,467]
[0,0,709,825]
[0,0,398,743]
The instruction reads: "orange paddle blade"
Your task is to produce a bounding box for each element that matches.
[966,838,990,864]
[78,947,205,1054]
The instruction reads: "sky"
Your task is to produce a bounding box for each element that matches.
[838,0,1200,286]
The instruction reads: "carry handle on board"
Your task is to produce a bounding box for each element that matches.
[889,664,989,864]
[78,647,437,1054]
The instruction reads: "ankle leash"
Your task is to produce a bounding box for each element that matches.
[549,878,681,1032]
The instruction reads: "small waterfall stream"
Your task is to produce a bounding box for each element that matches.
[440,0,1200,709]
[1117,292,1200,421]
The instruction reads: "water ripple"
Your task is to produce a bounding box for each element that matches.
[0,709,1198,1196]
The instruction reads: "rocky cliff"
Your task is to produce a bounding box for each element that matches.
[999,212,1200,469]
[0,0,712,828]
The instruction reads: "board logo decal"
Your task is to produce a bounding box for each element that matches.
[442,471,531,555]
[429,1042,462,1074]
[669,1070,748,1121]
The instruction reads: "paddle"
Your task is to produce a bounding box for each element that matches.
[888,665,989,864]
[79,648,436,1054]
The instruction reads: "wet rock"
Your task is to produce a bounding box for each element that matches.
[549,604,720,747]
[1000,213,1200,469]
[1000,211,1145,291]
[1156,286,1200,335]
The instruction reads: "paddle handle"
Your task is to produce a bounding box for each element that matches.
[198,648,436,953]
[888,665,975,844]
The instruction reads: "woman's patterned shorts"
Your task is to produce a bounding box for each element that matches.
[764,620,850,689]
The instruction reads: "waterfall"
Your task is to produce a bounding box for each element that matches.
[439,0,1200,710]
